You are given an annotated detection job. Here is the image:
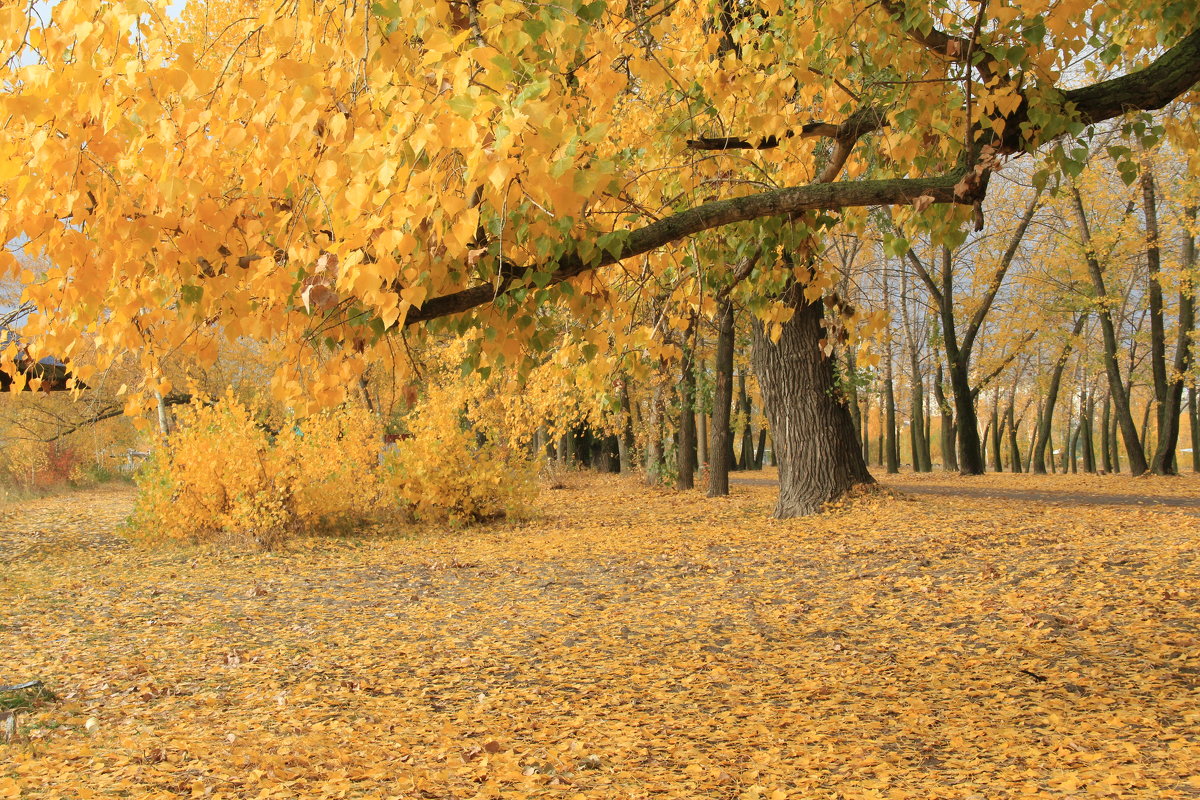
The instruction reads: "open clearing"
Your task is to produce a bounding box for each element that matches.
[1,474,1198,799]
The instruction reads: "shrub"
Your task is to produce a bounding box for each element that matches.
[286,405,387,531]
[130,385,539,548]
[384,384,538,525]
[130,395,297,548]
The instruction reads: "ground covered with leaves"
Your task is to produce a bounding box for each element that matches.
[1,472,1198,799]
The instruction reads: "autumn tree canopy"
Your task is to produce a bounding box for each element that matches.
[1,0,1197,410]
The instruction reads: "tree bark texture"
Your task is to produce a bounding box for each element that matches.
[752,285,874,517]
[707,299,736,497]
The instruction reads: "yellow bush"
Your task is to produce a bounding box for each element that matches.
[131,395,297,548]
[384,384,538,525]
[130,379,538,546]
[287,405,387,530]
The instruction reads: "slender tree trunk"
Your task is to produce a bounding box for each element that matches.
[677,317,697,490]
[754,428,767,469]
[884,366,900,474]
[1081,390,1096,473]
[989,401,1003,473]
[847,350,862,447]
[1048,428,1057,473]
[1100,393,1111,472]
[923,400,933,469]
[737,372,755,469]
[1191,385,1200,472]
[1069,422,1081,473]
[861,394,871,463]
[900,267,930,472]
[707,299,735,497]
[933,245,982,475]
[1151,204,1196,474]
[645,382,663,484]
[1141,167,1169,446]
[1033,315,1088,473]
[1139,399,1153,457]
[618,383,635,473]
[697,412,708,466]
[935,364,957,471]
[1062,388,1075,474]
[752,284,874,518]
[1070,186,1148,474]
[876,401,885,468]
[1026,403,1039,472]
[1110,399,1122,474]
[1006,405,1022,473]
[155,391,171,436]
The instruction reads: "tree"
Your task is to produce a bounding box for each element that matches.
[3,0,1198,514]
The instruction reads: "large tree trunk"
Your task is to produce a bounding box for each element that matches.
[752,285,874,518]
[1070,186,1149,474]
[707,299,736,497]
[1151,204,1196,474]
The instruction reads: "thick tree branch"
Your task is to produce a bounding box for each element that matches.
[686,106,887,151]
[405,171,969,325]
[405,31,1198,327]
[879,0,999,84]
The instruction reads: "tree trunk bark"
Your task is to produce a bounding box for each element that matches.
[1110,398,1122,474]
[1151,204,1196,474]
[1100,392,1112,472]
[618,383,635,473]
[1141,167,1169,449]
[1081,390,1096,473]
[677,317,697,490]
[989,402,1003,473]
[752,285,875,517]
[737,372,755,470]
[707,299,736,497]
[861,394,871,463]
[935,364,957,471]
[1032,313,1088,473]
[1191,385,1200,472]
[1006,405,1022,473]
[645,383,663,484]
[884,367,900,474]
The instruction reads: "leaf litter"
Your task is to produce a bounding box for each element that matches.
[0,473,1198,799]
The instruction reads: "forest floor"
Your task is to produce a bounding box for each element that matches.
[1,471,1198,799]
